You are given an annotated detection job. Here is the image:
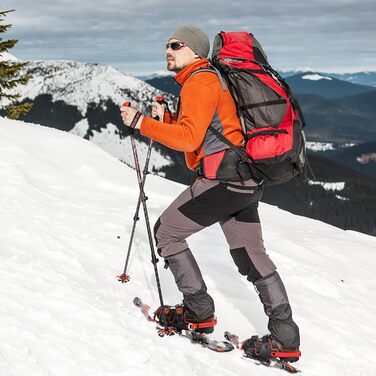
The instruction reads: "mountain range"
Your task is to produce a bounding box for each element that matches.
[279,69,376,87]
[1,58,375,235]
[142,69,376,96]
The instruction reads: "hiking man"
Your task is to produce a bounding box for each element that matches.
[120,25,300,363]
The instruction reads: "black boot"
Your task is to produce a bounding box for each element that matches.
[242,334,301,363]
[154,304,216,334]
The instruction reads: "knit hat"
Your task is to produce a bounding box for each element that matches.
[169,25,210,58]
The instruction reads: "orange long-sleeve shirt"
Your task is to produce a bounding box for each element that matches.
[140,59,244,170]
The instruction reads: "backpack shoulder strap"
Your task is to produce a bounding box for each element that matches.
[189,65,227,91]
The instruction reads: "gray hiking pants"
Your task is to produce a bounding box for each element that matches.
[154,177,300,348]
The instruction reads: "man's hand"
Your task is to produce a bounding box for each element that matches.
[120,105,144,129]
[151,101,166,122]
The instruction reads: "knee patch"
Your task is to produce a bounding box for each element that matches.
[230,247,262,283]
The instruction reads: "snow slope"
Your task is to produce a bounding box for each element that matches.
[1,117,376,376]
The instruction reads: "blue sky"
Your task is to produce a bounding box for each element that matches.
[4,0,376,75]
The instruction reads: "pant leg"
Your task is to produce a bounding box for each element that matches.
[220,201,300,348]
[219,201,276,281]
[154,177,260,319]
[255,273,300,348]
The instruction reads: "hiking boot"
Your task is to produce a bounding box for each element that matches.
[154,304,216,334]
[242,334,301,363]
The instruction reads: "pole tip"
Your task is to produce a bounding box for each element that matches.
[117,274,130,283]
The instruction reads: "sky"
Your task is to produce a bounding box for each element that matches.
[3,0,376,76]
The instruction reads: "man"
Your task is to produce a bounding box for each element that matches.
[120,25,300,363]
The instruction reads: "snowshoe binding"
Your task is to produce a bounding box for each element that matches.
[154,304,217,334]
[242,334,301,363]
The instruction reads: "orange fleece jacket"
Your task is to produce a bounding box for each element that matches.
[140,59,244,170]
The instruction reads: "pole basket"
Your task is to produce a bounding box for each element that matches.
[117,273,130,283]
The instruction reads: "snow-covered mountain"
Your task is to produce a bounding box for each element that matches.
[4,60,172,115]
[136,71,175,81]
[1,117,376,376]
[0,59,177,175]
[146,68,376,88]
[328,71,376,88]
[285,71,376,99]
[280,69,376,88]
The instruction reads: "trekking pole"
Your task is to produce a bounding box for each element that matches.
[117,140,153,283]
[117,96,166,284]
[117,100,166,313]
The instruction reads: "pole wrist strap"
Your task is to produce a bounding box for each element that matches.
[130,111,142,129]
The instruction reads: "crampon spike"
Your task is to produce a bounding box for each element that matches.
[117,273,130,283]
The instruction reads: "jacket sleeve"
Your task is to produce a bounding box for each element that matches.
[140,80,218,152]
[163,111,176,124]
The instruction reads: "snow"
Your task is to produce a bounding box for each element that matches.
[305,142,357,152]
[88,122,172,172]
[0,52,19,61]
[336,195,349,201]
[306,141,335,151]
[308,181,345,191]
[1,117,376,376]
[302,74,332,81]
[356,153,376,164]
[70,121,171,175]
[0,60,169,115]
[136,71,175,80]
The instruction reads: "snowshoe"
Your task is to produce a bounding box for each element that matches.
[154,304,217,334]
[242,335,301,363]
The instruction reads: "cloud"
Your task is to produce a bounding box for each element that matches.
[4,0,376,74]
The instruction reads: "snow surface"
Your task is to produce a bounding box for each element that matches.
[0,52,19,61]
[305,142,335,152]
[302,74,332,81]
[308,181,345,191]
[70,120,172,173]
[1,117,376,376]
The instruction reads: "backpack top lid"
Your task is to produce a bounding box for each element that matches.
[212,31,269,68]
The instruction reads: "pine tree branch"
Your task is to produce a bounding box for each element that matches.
[0,8,33,119]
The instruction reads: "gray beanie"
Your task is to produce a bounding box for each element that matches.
[169,25,210,58]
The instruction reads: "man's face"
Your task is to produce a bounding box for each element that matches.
[166,39,199,73]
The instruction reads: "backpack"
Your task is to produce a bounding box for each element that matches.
[202,31,308,185]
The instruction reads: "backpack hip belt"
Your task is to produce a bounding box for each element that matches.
[197,148,254,182]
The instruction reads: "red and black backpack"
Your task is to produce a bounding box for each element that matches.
[206,31,308,185]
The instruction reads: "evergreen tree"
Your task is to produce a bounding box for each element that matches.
[0,8,32,119]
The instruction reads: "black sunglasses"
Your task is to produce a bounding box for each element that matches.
[166,41,186,51]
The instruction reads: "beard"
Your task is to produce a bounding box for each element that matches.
[166,55,182,73]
